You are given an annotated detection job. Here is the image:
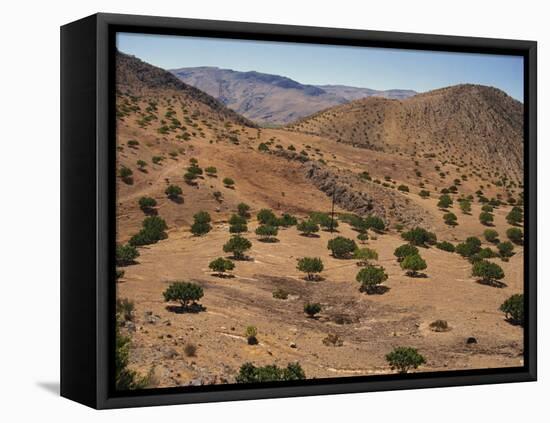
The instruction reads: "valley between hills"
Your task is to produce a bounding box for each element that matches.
[115,51,524,389]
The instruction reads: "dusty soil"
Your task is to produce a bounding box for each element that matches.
[115,89,524,388]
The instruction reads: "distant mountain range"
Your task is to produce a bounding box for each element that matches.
[169,66,417,125]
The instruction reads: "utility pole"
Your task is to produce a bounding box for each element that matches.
[329,188,336,233]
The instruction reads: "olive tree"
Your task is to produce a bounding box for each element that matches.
[356,265,388,294]
[208,257,235,277]
[223,235,252,260]
[296,257,324,281]
[163,281,204,311]
[327,237,357,258]
[400,254,427,277]
[385,347,426,374]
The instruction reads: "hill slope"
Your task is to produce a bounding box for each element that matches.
[169,66,416,125]
[288,84,524,184]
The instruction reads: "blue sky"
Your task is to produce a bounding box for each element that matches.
[117,32,524,101]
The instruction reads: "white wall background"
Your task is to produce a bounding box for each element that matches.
[1,0,546,420]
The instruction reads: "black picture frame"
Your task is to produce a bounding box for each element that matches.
[61,12,537,409]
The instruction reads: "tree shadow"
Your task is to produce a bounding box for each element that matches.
[143,208,158,216]
[504,317,524,327]
[169,196,184,204]
[257,238,280,243]
[166,303,206,314]
[211,273,235,279]
[300,233,321,238]
[303,275,325,282]
[406,272,428,278]
[476,279,507,288]
[361,285,390,295]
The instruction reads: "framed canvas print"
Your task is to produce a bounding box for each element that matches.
[60,13,537,409]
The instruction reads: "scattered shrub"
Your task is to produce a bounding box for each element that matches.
[138,196,157,214]
[304,302,322,318]
[456,237,482,258]
[255,224,278,242]
[479,211,494,226]
[245,326,258,345]
[484,229,499,243]
[400,254,427,277]
[129,216,168,246]
[506,207,523,225]
[223,235,252,260]
[272,288,289,300]
[506,227,523,244]
[297,220,320,236]
[394,244,419,261]
[436,241,455,252]
[443,212,458,226]
[327,237,357,258]
[257,209,277,226]
[116,244,140,266]
[223,177,235,188]
[296,257,324,280]
[472,260,505,286]
[163,281,204,310]
[385,347,426,374]
[354,248,378,266]
[116,298,135,322]
[500,294,524,325]
[205,166,217,177]
[237,202,251,218]
[429,320,450,332]
[497,241,514,258]
[165,184,183,200]
[419,190,430,198]
[208,257,235,276]
[437,194,453,209]
[236,362,305,383]
[356,265,388,294]
[402,227,437,247]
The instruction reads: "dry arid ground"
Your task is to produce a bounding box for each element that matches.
[115,52,524,388]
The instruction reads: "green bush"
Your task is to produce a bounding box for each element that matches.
[327,236,357,258]
[385,347,426,374]
[436,241,455,252]
[353,248,378,266]
[119,166,133,179]
[481,204,494,213]
[459,200,471,214]
[357,232,369,243]
[205,166,217,176]
[255,224,278,242]
[223,235,252,259]
[484,229,499,243]
[257,209,277,225]
[296,257,324,280]
[365,216,385,232]
[223,177,235,188]
[138,196,157,213]
[506,227,523,244]
[401,254,427,277]
[472,260,505,285]
[398,184,409,192]
[229,214,247,226]
[136,159,147,170]
[479,211,494,226]
[402,227,437,247]
[356,265,388,294]
[506,206,523,225]
[297,220,320,236]
[443,212,458,226]
[163,281,203,310]
[129,216,168,246]
[208,257,235,276]
[115,325,149,390]
[277,213,298,227]
[272,288,289,300]
[116,298,135,322]
[500,294,524,325]
[304,302,322,318]
[236,362,305,383]
[497,241,514,258]
[394,244,419,261]
[229,222,247,234]
[244,326,258,345]
[456,237,482,257]
[419,190,430,198]
[237,202,251,218]
[165,184,182,200]
[437,194,453,209]
[309,212,338,231]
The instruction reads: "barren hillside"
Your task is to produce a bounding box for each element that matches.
[288,84,524,184]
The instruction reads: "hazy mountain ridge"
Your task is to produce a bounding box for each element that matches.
[170,66,417,125]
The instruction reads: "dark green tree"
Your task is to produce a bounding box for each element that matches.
[163,281,204,310]
[327,236,357,258]
[385,347,426,374]
[296,257,324,280]
[223,235,252,259]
